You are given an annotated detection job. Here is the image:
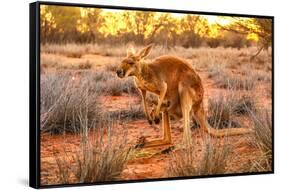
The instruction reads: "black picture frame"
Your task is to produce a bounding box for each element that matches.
[29,1,274,189]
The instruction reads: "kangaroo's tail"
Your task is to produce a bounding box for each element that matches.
[195,105,253,137]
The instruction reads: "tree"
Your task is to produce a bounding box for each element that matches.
[217,17,272,59]
[45,6,81,43]
[180,15,210,48]
[149,13,179,48]
[120,11,157,44]
[78,8,104,43]
[40,5,56,44]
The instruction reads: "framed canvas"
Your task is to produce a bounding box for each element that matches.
[29,1,274,188]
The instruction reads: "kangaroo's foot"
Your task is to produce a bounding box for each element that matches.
[134,136,172,149]
[135,136,147,149]
[160,145,175,154]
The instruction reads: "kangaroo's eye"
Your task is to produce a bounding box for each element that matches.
[128,61,134,65]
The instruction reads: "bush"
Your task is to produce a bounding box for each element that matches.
[221,32,246,49]
[208,94,256,129]
[105,62,118,72]
[104,79,124,96]
[214,73,255,90]
[54,118,132,183]
[182,33,203,48]
[208,96,239,129]
[207,38,221,48]
[168,138,232,177]
[108,105,145,121]
[92,70,113,82]
[232,95,256,115]
[77,61,92,69]
[207,64,224,79]
[40,71,102,134]
[104,78,138,96]
[248,110,272,172]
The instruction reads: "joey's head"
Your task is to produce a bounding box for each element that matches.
[116,44,153,78]
[149,100,170,122]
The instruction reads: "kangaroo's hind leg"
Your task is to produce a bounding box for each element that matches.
[178,83,193,149]
[135,111,172,148]
[193,102,208,132]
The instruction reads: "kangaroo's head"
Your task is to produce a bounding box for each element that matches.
[116,44,153,78]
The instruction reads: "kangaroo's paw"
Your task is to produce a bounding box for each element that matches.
[154,115,160,124]
[135,136,147,149]
[147,118,153,125]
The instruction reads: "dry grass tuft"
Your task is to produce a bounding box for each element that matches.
[207,94,256,129]
[40,72,102,134]
[247,110,272,172]
[104,78,138,96]
[199,140,232,175]
[108,105,145,121]
[54,117,131,183]
[232,95,256,115]
[214,73,255,90]
[105,62,118,72]
[168,138,232,177]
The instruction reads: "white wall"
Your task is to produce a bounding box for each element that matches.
[0,0,279,189]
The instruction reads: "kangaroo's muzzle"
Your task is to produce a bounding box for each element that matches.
[116,69,124,78]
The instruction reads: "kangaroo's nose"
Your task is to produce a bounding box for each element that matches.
[116,69,122,77]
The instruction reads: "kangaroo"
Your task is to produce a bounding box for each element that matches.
[116,44,252,148]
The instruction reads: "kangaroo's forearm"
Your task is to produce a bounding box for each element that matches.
[142,98,150,118]
[155,82,167,116]
[139,89,152,122]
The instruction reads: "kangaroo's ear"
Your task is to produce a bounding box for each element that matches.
[127,46,136,57]
[138,44,153,59]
